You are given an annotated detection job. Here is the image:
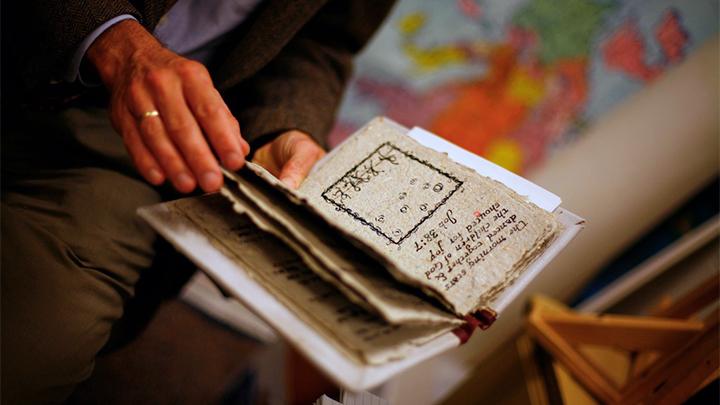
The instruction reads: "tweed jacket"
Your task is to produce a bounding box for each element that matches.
[3,0,394,146]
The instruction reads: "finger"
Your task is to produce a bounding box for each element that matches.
[118,105,165,185]
[128,81,197,193]
[180,63,247,170]
[147,68,223,192]
[139,115,197,193]
[222,100,251,157]
[252,142,282,177]
[278,139,325,189]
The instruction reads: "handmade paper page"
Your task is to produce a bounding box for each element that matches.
[299,118,560,315]
[221,169,461,325]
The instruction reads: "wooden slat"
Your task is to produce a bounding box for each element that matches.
[542,314,704,351]
[621,314,719,403]
[528,310,622,402]
[651,274,719,319]
[526,296,717,403]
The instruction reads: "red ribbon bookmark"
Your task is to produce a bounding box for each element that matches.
[452,308,497,344]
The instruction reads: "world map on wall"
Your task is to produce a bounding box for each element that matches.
[329,0,719,174]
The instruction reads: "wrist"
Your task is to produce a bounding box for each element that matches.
[86,19,163,88]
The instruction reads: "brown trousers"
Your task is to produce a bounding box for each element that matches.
[1,107,193,403]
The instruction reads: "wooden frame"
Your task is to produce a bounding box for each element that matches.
[526,275,719,403]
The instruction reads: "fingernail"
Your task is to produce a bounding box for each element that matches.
[240,139,251,156]
[148,169,163,184]
[200,171,221,191]
[175,172,195,191]
[280,175,299,189]
[223,152,245,169]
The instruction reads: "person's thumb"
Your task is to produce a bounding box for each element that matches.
[278,139,324,189]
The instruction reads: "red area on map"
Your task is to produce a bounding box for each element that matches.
[602,9,689,82]
[656,9,688,63]
[602,19,661,81]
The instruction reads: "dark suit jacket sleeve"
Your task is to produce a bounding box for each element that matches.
[7,1,147,91]
[227,0,395,149]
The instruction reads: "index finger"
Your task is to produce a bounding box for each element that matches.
[180,64,248,170]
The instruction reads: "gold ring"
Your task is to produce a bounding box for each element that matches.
[141,110,160,120]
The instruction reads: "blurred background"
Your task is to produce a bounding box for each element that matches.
[330,0,717,172]
[71,0,719,403]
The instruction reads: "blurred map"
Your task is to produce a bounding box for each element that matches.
[330,0,719,174]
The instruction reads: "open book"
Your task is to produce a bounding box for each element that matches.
[138,118,584,389]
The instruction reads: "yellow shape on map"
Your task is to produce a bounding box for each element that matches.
[486,139,523,173]
[403,44,467,72]
[398,12,426,35]
[507,68,545,107]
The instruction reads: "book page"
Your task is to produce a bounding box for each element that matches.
[299,118,560,315]
[221,169,460,326]
[171,195,454,364]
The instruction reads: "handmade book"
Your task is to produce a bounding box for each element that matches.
[138,118,584,389]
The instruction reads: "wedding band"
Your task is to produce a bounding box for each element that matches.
[141,110,160,120]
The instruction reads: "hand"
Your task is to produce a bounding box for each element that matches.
[87,20,249,193]
[252,130,325,189]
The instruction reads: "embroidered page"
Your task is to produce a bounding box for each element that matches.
[298,118,560,315]
[221,169,461,326]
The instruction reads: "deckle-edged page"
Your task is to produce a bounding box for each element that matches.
[219,185,378,315]
[221,168,461,326]
[170,194,454,365]
[299,118,560,315]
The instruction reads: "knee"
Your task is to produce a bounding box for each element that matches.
[1,206,130,403]
[61,168,163,286]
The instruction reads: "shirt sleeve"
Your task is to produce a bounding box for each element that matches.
[65,14,138,85]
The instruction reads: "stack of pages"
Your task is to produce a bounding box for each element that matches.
[139,118,584,389]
